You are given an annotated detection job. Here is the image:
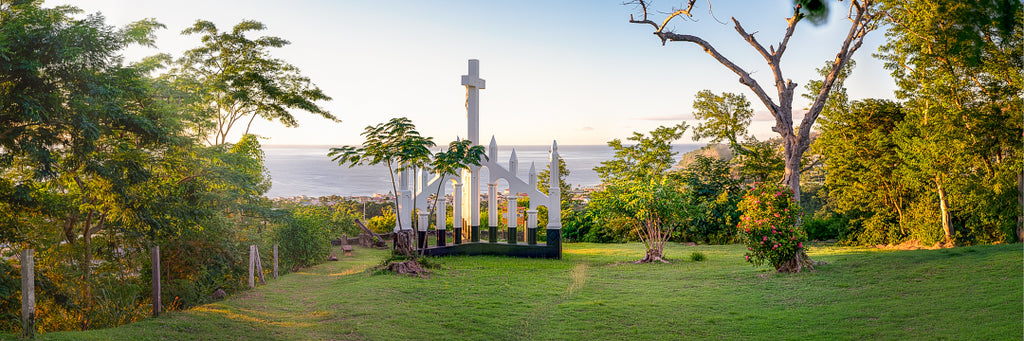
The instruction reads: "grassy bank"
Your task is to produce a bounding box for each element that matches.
[12,242,1023,340]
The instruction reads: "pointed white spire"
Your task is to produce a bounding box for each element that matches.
[509,149,519,177]
[528,161,537,187]
[488,135,498,161]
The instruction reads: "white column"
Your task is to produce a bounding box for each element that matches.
[417,211,429,232]
[547,141,561,229]
[436,195,447,230]
[398,189,412,232]
[397,167,413,231]
[527,210,538,229]
[462,168,478,228]
[488,183,498,227]
[453,183,463,229]
[507,196,518,228]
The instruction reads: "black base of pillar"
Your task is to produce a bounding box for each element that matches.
[508,227,517,244]
[488,226,497,243]
[546,229,561,259]
[471,226,480,242]
[417,231,427,249]
[454,227,462,244]
[528,228,537,245]
[437,230,446,246]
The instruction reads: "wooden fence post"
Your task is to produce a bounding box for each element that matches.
[151,246,161,317]
[254,246,266,285]
[21,249,34,339]
[273,244,279,279]
[248,245,255,288]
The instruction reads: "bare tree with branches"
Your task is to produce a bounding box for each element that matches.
[628,0,880,204]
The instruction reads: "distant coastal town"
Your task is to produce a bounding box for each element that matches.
[269,184,605,207]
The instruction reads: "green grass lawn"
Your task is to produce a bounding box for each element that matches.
[13,242,1023,340]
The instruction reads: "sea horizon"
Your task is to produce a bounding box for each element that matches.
[263,143,706,198]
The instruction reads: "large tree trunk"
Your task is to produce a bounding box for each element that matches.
[393,230,416,258]
[636,247,670,264]
[636,221,670,264]
[781,137,803,205]
[777,249,819,273]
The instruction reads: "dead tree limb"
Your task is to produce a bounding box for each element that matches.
[627,0,880,205]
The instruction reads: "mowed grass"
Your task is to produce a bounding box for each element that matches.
[15,242,1023,341]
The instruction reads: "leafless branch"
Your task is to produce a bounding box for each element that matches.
[800,1,879,153]
[706,0,728,25]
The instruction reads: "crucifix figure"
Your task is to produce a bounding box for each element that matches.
[461,59,485,240]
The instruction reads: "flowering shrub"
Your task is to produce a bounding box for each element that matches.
[737,182,806,270]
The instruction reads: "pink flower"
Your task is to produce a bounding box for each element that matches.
[744,255,750,260]
[798,242,803,248]
[774,213,780,218]
[763,236,767,241]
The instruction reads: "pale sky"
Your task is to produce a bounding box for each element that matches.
[49,0,896,146]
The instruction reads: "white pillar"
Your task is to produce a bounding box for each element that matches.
[507,196,518,228]
[462,168,478,228]
[436,195,447,231]
[453,183,463,229]
[527,209,539,244]
[527,210,538,229]
[397,188,412,231]
[395,167,413,231]
[488,183,498,227]
[547,141,561,229]
[417,211,429,232]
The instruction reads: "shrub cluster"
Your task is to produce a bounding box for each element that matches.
[737,183,806,270]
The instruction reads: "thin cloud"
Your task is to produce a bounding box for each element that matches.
[752,109,808,122]
[580,126,595,131]
[633,114,693,121]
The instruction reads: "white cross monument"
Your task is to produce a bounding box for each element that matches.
[461,59,485,239]
[400,59,562,258]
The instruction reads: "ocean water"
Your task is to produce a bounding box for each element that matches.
[263,144,704,198]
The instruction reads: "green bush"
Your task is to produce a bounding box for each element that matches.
[689,252,707,262]
[0,260,21,332]
[677,156,743,244]
[159,236,246,309]
[366,207,396,234]
[275,214,332,271]
[803,214,846,241]
[737,182,807,270]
